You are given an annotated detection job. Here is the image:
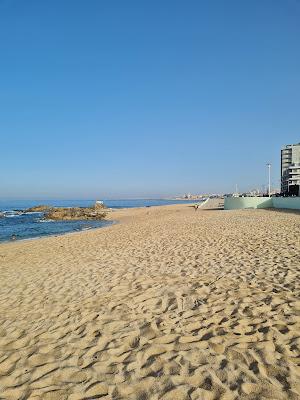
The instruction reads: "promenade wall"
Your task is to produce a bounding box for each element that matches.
[224,197,273,210]
[273,197,300,210]
[224,196,300,210]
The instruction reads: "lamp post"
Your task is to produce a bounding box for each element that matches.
[267,163,271,197]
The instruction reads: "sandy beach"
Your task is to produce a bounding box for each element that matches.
[0,203,300,400]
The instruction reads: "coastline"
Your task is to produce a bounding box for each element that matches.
[0,220,116,246]
[0,200,199,244]
[0,203,299,399]
[0,203,189,245]
[0,203,186,246]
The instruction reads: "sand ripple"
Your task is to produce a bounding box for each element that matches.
[0,206,300,399]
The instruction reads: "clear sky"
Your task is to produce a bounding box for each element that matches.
[1,0,299,199]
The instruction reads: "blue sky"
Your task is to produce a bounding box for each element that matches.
[0,0,299,199]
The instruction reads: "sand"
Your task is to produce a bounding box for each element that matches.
[0,203,300,400]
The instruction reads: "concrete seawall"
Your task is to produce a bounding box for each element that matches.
[224,197,273,210]
[224,197,300,210]
[273,197,300,210]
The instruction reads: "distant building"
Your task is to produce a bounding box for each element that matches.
[281,143,300,195]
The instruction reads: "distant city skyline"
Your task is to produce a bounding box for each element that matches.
[1,1,299,199]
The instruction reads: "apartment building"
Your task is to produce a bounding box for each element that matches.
[281,143,300,195]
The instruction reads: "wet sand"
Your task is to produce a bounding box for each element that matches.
[0,204,300,399]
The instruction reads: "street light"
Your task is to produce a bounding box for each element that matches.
[266,163,271,197]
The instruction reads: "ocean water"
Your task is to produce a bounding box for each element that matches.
[0,199,198,243]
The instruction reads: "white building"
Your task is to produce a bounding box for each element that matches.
[281,143,300,195]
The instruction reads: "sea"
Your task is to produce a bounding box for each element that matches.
[0,199,198,243]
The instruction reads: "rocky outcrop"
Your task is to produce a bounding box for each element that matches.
[25,205,52,212]
[44,207,106,221]
[23,202,107,221]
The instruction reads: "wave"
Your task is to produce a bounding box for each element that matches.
[3,213,22,218]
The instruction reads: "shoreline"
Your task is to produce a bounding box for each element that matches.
[0,204,299,399]
[0,202,201,246]
[0,220,117,246]
[0,202,200,245]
